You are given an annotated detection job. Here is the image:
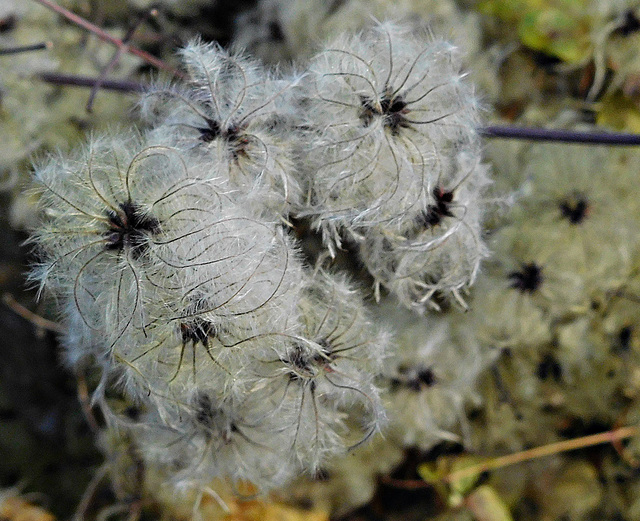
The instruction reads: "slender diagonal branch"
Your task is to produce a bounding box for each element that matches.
[86,7,158,111]
[480,125,640,145]
[31,0,183,78]
[444,425,639,484]
[2,293,64,333]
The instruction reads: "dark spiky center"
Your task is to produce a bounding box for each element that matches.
[508,263,543,293]
[194,393,218,429]
[416,187,455,229]
[411,367,437,391]
[618,326,632,352]
[198,117,222,143]
[391,365,437,392]
[359,87,410,135]
[268,21,285,41]
[193,393,237,442]
[180,319,217,348]
[284,340,334,381]
[198,117,249,159]
[559,195,589,224]
[104,201,160,257]
[284,344,313,382]
[0,15,16,33]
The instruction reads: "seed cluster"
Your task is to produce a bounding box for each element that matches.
[31,22,485,493]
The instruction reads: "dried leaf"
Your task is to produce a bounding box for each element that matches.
[222,499,329,521]
[0,497,55,521]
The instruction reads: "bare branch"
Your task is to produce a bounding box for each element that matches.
[480,125,640,145]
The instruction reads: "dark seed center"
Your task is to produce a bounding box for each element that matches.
[359,88,410,135]
[180,319,217,348]
[391,365,438,392]
[195,393,217,428]
[198,118,222,143]
[193,393,235,441]
[199,118,248,159]
[508,263,543,293]
[615,9,640,36]
[105,200,159,256]
[618,326,632,351]
[559,195,589,225]
[416,187,455,229]
[284,340,334,381]
[536,353,562,382]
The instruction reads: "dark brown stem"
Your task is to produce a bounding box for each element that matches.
[2,293,64,333]
[0,42,52,55]
[31,0,183,78]
[39,71,146,92]
[86,8,158,112]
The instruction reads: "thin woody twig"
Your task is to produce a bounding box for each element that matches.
[73,464,109,521]
[610,402,640,467]
[0,41,52,55]
[444,425,639,484]
[76,373,100,433]
[31,0,183,78]
[86,7,157,112]
[480,125,640,145]
[2,293,64,333]
[39,72,146,92]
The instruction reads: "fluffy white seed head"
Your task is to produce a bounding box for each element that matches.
[293,22,489,308]
[301,21,481,232]
[30,130,305,407]
[134,389,300,490]
[245,270,389,472]
[358,151,491,308]
[122,270,389,490]
[375,298,494,450]
[25,21,502,496]
[30,131,178,352]
[111,234,304,407]
[140,39,304,219]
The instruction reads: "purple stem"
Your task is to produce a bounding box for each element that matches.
[0,42,50,55]
[480,125,640,145]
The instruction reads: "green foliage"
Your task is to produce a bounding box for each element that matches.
[478,0,593,62]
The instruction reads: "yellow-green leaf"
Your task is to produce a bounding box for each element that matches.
[518,8,591,63]
[597,93,640,132]
[447,456,487,505]
[465,485,514,521]
[417,455,487,507]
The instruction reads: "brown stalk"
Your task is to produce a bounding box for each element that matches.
[444,425,639,484]
[32,0,183,78]
[86,7,158,112]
